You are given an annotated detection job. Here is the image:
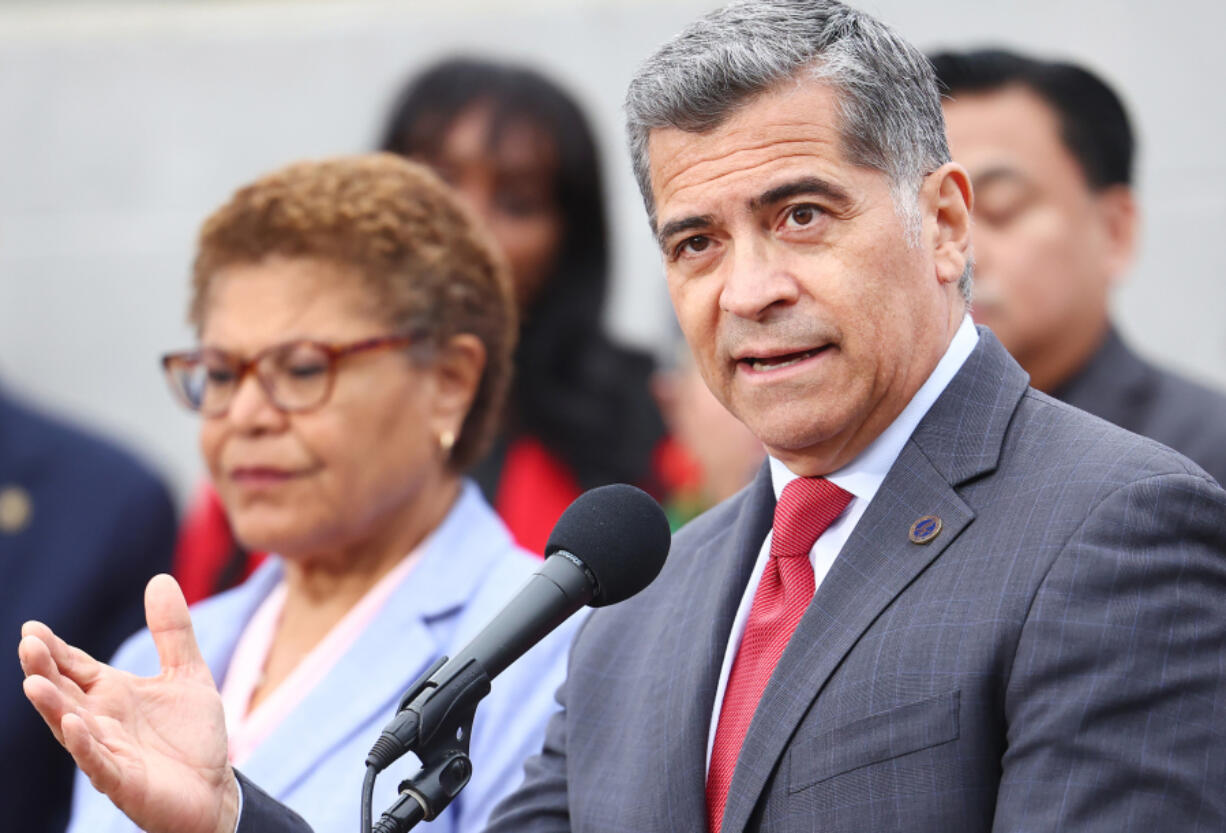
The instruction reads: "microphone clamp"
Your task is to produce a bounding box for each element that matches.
[364,653,491,832]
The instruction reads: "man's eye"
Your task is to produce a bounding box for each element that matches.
[206,367,237,385]
[975,199,1025,228]
[784,204,822,228]
[675,235,712,258]
[973,182,1034,228]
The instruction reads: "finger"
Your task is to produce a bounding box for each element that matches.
[19,633,59,681]
[21,619,53,640]
[21,620,102,690]
[62,712,123,797]
[19,633,86,701]
[23,673,70,745]
[144,575,208,677]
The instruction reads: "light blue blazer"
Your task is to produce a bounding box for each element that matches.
[67,482,580,833]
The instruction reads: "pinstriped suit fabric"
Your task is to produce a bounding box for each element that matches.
[480,330,1226,833]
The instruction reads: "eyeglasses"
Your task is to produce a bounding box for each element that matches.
[161,334,417,417]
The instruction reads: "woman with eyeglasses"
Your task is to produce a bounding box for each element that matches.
[54,153,579,833]
[175,58,671,605]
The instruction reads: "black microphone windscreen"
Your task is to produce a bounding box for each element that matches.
[544,483,670,607]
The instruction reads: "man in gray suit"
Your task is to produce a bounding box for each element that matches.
[18,2,1226,832]
[930,48,1226,485]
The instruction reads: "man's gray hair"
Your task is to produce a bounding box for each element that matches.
[625,0,972,300]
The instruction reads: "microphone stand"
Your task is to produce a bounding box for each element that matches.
[363,655,492,833]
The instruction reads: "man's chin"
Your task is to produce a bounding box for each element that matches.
[756,428,844,472]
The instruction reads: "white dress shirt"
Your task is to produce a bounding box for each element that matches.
[706,315,979,770]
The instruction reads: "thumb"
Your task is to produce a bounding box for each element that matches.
[145,574,209,677]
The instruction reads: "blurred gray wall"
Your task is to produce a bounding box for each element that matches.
[1,0,1222,500]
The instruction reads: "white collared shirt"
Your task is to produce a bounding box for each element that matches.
[705,315,980,770]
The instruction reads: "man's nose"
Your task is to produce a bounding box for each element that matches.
[718,241,800,320]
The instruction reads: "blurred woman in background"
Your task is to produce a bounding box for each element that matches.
[378,58,668,553]
[64,154,577,833]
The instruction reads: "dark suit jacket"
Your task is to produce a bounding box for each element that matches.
[1054,327,1226,486]
[0,388,176,833]
[483,330,1226,832]
[239,330,1226,833]
[236,773,312,833]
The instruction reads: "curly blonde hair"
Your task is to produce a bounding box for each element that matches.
[190,153,516,470]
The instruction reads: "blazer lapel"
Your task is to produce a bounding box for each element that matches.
[718,329,1030,833]
[198,560,285,685]
[240,584,444,799]
[656,465,776,833]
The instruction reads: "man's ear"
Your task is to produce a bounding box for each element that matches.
[924,161,973,288]
[1094,185,1138,284]
[427,334,486,443]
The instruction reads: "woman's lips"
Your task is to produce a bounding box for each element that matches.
[229,466,301,485]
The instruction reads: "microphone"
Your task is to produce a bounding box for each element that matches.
[366,483,671,772]
[449,481,673,679]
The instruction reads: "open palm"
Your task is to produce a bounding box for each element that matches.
[20,574,238,833]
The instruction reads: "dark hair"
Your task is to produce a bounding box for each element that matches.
[378,58,664,491]
[927,48,1134,189]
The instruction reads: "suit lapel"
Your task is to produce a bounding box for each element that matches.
[197,561,285,686]
[656,465,775,833]
[718,329,1030,833]
[237,581,444,798]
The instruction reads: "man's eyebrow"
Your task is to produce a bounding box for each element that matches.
[749,177,852,212]
[656,214,714,252]
[971,165,1028,190]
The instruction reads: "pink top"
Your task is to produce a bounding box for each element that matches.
[219,548,423,766]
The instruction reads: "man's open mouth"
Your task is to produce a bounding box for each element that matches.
[742,345,828,372]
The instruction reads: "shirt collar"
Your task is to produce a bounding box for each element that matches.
[771,313,979,502]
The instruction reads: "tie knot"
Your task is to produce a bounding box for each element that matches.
[771,477,853,560]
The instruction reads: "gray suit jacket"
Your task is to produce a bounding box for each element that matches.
[483,330,1226,833]
[1054,327,1226,486]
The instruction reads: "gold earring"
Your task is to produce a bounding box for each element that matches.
[439,430,456,456]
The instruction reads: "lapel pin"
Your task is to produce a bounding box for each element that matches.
[908,515,941,544]
[0,485,33,535]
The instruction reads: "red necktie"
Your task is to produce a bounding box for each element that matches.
[706,477,853,833]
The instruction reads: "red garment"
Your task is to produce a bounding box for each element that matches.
[493,436,584,557]
[706,477,852,832]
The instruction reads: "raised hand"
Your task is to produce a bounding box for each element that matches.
[19,574,239,833]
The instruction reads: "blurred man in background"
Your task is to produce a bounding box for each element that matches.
[1,383,176,833]
[931,48,1226,484]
